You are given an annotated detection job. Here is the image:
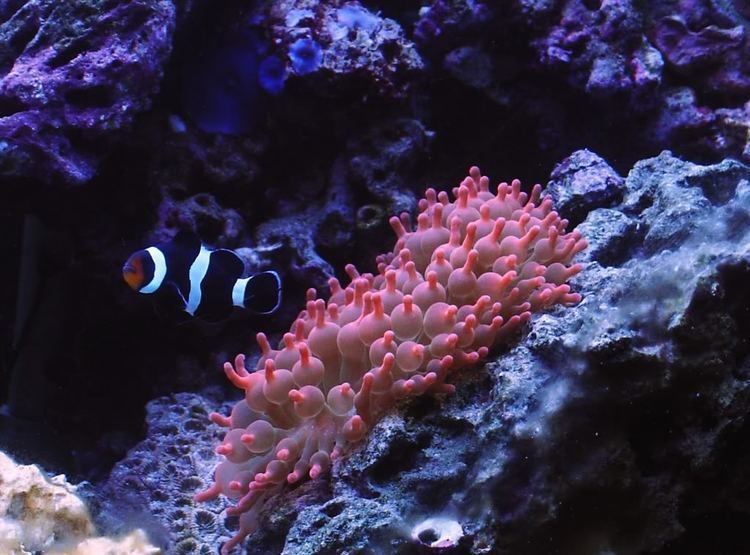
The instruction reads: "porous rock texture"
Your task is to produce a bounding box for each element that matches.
[345,118,434,218]
[0,0,175,184]
[251,117,433,296]
[0,450,159,554]
[253,166,356,296]
[91,392,235,555]
[99,150,750,554]
[144,121,265,247]
[544,148,625,227]
[261,0,424,98]
[414,0,750,166]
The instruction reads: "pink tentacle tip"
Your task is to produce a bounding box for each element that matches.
[240,434,254,445]
[350,414,365,430]
[245,482,262,494]
[228,480,244,492]
[255,333,268,350]
[216,443,232,456]
[442,384,457,394]
[225,504,242,517]
[209,412,231,427]
[403,379,415,394]
[194,483,220,502]
[264,359,276,379]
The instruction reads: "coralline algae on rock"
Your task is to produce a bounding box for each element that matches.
[263,0,423,98]
[0,0,175,184]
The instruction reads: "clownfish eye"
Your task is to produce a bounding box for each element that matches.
[122,253,144,291]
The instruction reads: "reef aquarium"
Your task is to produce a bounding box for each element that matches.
[2,1,750,554]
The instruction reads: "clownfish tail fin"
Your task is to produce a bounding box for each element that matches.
[234,271,282,315]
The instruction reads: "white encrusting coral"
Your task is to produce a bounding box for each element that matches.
[0,450,160,554]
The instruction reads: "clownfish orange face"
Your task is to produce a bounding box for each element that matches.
[122,251,148,291]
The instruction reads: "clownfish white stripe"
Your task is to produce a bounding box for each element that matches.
[185,245,212,315]
[140,247,167,294]
[232,277,250,308]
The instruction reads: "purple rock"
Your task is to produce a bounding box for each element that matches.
[529,0,664,104]
[414,0,491,45]
[261,0,423,99]
[546,149,626,226]
[0,0,175,184]
[443,46,494,90]
[648,87,715,146]
[651,1,750,97]
[152,193,247,247]
[654,16,745,72]
[713,102,750,163]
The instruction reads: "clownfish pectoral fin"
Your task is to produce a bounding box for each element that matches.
[193,303,235,324]
[149,284,191,323]
[243,271,282,314]
[163,280,188,306]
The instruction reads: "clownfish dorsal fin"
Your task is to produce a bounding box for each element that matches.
[170,229,202,252]
[209,249,245,281]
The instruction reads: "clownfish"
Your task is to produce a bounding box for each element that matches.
[122,231,281,321]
